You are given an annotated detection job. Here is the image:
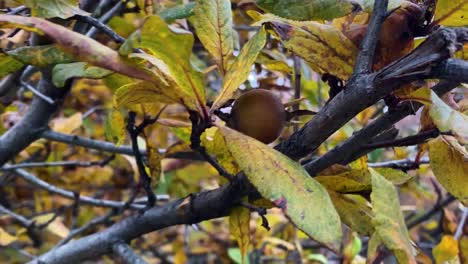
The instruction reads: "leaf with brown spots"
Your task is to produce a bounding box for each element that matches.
[257,14,358,80]
[370,169,416,264]
[219,125,342,251]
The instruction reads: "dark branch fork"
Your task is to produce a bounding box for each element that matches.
[0,0,464,262]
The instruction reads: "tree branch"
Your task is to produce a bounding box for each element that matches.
[0,70,68,166]
[112,242,148,264]
[353,0,388,74]
[41,130,144,156]
[304,80,459,175]
[0,156,114,171]
[275,27,466,161]
[12,168,145,209]
[30,176,249,264]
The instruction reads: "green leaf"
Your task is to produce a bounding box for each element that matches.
[210,27,267,112]
[229,206,251,263]
[219,125,342,251]
[228,248,250,264]
[0,15,156,83]
[0,53,23,78]
[434,0,468,26]
[429,136,468,205]
[370,169,416,264]
[160,2,195,23]
[255,0,356,21]
[121,16,207,115]
[192,0,234,75]
[261,15,358,80]
[52,62,112,87]
[22,0,89,19]
[343,232,362,262]
[7,45,75,67]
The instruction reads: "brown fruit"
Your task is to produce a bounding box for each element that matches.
[229,89,286,144]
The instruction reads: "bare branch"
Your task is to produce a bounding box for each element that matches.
[1,156,114,171]
[75,14,125,43]
[0,70,68,166]
[406,195,456,229]
[30,177,249,264]
[54,209,116,248]
[353,0,389,74]
[12,168,145,209]
[41,130,145,156]
[0,204,33,227]
[85,0,125,38]
[368,157,429,170]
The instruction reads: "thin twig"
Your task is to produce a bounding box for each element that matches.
[76,15,125,43]
[240,201,270,230]
[364,128,441,149]
[41,130,145,156]
[406,195,456,229]
[1,156,115,171]
[189,111,234,181]
[12,168,144,209]
[2,5,28,15]
[0,204,33,227]
[304,80,460,176]
[20,81,55,105]
[368,157,429,170]
[454,207,468,240]
[353,0,389,74]
[126,112,156,209]
[54,209,116,248]
[292,56,301,132]
[85,0,125,38]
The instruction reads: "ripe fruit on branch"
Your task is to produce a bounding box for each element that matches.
[229,89,286,144]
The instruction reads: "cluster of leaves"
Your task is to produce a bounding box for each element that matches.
[0,0,466,263]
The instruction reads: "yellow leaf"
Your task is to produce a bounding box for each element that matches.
[460,235,468,263]
[192,0,234,75]
[229,206,251,263]
[316,168,411,193]
[329,192,374,236]
[114,81,175,109]
[52,112,82,134]
[121,16,207,115]
[434,0,468,26]
[202,127,240,175]
[145,137,162,188]
[256,14,358,80]
[33,214,70,238]
[429,136,468,205]
[219,124,342,251]
[370,169,416,264]
[210,27,267,112]
[0,227,17,246]
[433,235,459,264]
